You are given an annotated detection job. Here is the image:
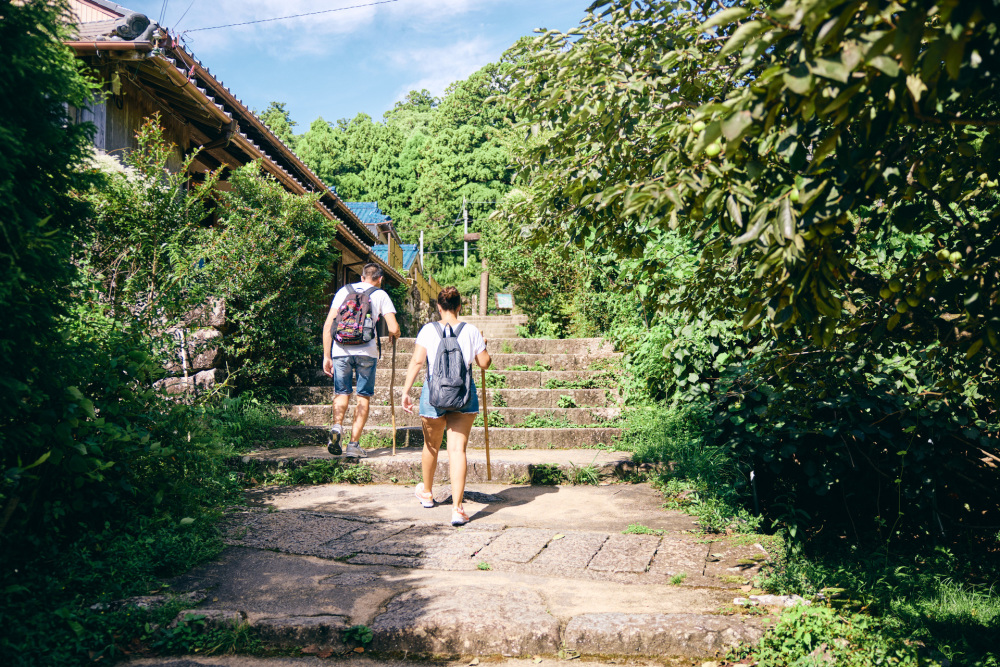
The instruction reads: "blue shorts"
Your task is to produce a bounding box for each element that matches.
[332,355,377,397]
[418,377,479,418]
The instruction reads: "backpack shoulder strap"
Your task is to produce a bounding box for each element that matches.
[432,321,444,339]
[453,322,466,337]
[362,285,380,298]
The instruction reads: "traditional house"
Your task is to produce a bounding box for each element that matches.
[64,0,404,292]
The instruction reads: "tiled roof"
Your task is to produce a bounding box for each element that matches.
[372,245,389,264]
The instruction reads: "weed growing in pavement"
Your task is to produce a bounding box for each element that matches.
[529,464,566,485]
[669,573,688,585]
[265,460,373,486]
[477,561,492,571]
[557,394,578,408]
[152,611,260,656]
[342,624,373,646]
[484,370,508,388]
[359,431,393,450]
[510,475,529,484]
[500,341,514,354]
[506,361,552,372]
[521,412,574,428]
[623,523,665,536]
[544,372,617,389]
[509,444,526,450]
[569,457,601,485]
[473,410,506,428]
[492,392,508,408]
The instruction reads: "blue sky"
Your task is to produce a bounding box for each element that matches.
[122,0,591,132]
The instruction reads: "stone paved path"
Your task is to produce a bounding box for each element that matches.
[166,484,770,660]
[172,336,774,661]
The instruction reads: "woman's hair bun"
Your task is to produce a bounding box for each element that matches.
[438,286,462,312]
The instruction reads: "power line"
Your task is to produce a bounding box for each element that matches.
[173,0,196,32]
[185,0,403,33]
[158,0,169,26]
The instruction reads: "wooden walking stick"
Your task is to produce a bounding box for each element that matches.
[481,367,492,480]
[390,338,397,456]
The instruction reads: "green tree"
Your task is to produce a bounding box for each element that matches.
[258,100,297,147]
[507,0,1000,531]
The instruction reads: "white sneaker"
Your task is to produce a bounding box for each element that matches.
[451,507,470,526]
[414,483,434,508]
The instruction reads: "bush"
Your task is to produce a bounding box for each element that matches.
[205,163,341,389]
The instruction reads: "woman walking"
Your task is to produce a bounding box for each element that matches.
[400,287,491,525]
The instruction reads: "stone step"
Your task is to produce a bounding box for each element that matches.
[272,425,622,450]
[238,446,656,485]
[287,387,615,408]
[282,405,622,428]
[382,337,616,356]
[375,352,619,372]
[302,369,611,390]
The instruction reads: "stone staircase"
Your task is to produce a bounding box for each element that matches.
[186,335,773,662]
[457,313,528,339]
[266,336,631,482]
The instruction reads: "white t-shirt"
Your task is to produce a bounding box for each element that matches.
[416,321,486,378]
[329,282,396,358]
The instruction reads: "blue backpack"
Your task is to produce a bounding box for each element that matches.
[427,322,473,410]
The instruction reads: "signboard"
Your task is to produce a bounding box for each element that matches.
[496,293,513,310]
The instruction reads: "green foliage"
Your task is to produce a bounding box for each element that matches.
[557,395,578,408]
[507,0,1000,535]
[257,101,297,148]
[623,523,664,536]
[735,605,925,667]
[492,392,508,408]
[204,162,340,388]
[477,561,492,571]
[521,412,573,429]
[473,410,506,428]
[756,537,1000,666]
[528,464,566,485]
[544,374,616,389]
[569,458,600,485]
[83,117,217,323]
[359,431,394,451]
[0,516,227,666]
[621,406,761,534]
[0,0,100,538]
[342,624,373,646]
[484,370,508,388]
[265,460,373,486]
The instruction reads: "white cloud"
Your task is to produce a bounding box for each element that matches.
[170,0,486,58]
[387,38,497,102]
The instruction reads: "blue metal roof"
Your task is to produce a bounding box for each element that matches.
[346,202,391,238]
[371,243,419,271]
[401,244,419,271]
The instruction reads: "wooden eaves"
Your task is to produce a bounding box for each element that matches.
[65,34,404,285]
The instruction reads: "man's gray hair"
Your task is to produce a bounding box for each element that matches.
[362,263,384,281]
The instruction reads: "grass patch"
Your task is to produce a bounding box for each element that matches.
[265,459,373,485]
[359,431,393,450]
[669,573,688,585]
[477,561,492,571]
[623,523,665,536]
[544,372,617,389]
[492,392,508,407]
[505,360,552,372]
[521,412,574,428]
[569,457,601,485]
[753,535,1000,666]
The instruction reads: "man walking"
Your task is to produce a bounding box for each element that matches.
[323,263,401,458]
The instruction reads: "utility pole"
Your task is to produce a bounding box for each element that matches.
[463,196,468,268]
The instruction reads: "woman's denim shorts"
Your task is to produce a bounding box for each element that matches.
[418,376,479,418]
